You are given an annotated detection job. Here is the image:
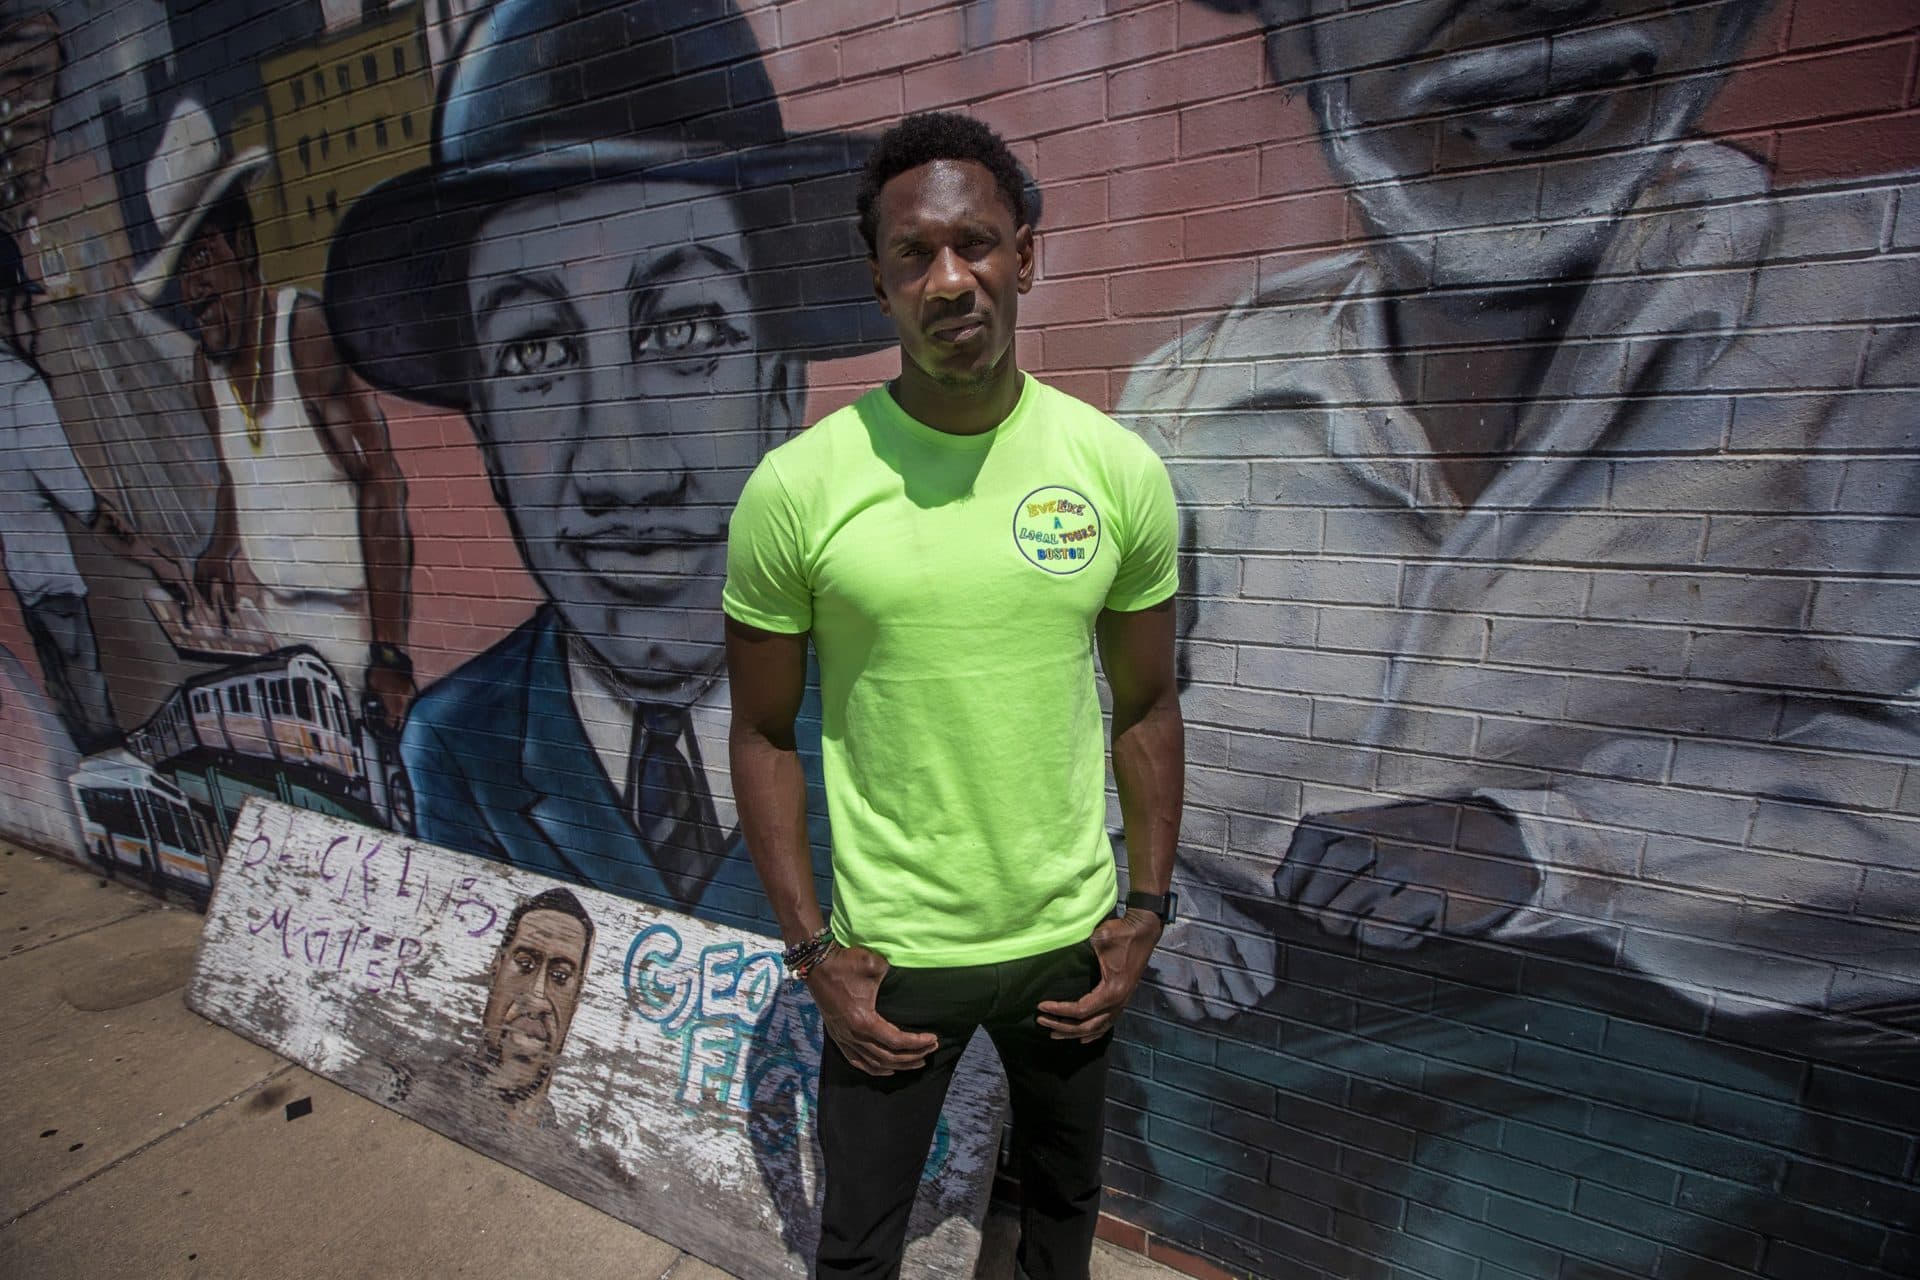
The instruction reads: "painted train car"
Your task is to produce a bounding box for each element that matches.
[70,752,220,902]
[129,647,365,788]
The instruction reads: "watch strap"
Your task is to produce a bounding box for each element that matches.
[1125,889,1178,924]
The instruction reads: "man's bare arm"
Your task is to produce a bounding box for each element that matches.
[725,616,820,940]
[724,616,935,1076]
[291,296,415,733]
[1038,597,1183,1041]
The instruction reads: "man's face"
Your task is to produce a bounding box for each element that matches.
[481,907,590,1097]
[467,179,792,695]
[869,159,1033,394]
[1277,0,1770,273]
[177,221,253,361]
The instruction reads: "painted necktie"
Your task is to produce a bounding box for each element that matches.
[626,704,722,908]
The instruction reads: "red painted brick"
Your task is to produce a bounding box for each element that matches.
[1044,214,1183,278]
[975,74,1107,142]
[1040,369,1110,408]
[1031,4,1177,83]
[1035,176,1108,231]
[1035,114,1179,180]
[758,40,840,101]
[1146,1238,1242,1280]
[1108,151,1258,221]
[1013,328,1043,371]
[404,478,452,510]
[1704,40,1914,134]
[1020,275,1108,326]
[1110,257,1255,317]
[783,74,902,133]
[774,0,892,48]
[1108,38,1265,117]
[840,9,964,76]
[1259,245,1346,290]
[1771,108,1920,183]
[458,534,531,572]
[1183,190,1347,260]
[1259,137,1339,200]
[1095,1211,1149,1253]
[1788,0,1920,50]
[1177,0,1261,50]
[1179,85,1315,158]
[1040,318,1180,370]
[902,41,1029,111]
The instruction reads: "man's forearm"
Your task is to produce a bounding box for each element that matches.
[1112,694,1182,897]
[730,726,827,947]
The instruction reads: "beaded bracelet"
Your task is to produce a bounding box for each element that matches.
[782,926,836,981]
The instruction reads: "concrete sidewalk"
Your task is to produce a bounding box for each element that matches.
[0,844,1184,1280]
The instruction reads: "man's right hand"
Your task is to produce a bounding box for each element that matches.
[805,943,938,1077]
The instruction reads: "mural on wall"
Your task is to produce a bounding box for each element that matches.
[190,800,1007,1279]
[321,0,882,934]
[0,0,1917,1275]
[1113,0,1920,1276]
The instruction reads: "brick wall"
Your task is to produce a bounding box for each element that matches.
[1,1,1916,1276]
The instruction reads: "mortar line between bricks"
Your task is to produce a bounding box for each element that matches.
[1,906,163,962]
[0,1061,300,1231]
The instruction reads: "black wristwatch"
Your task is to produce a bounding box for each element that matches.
[1124,889,1178,925]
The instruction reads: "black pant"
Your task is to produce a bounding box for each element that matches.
[815,940,1112,1280]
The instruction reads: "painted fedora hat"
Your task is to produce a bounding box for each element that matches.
[324,0,892,409]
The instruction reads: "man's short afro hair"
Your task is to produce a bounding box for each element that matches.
[857,112,1029,254]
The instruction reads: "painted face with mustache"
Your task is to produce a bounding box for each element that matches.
[466,179,800,699]
[481,908,590,1100]
[1263,0,1771,278]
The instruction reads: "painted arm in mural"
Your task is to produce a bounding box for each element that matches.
[188,345,244,620]
[88,493,193,605]
[290,294,416,738]
[1038,599,1181,1042]
[724,616,939,1077]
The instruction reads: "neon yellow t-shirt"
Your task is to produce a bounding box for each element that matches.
[723,374,1178,966]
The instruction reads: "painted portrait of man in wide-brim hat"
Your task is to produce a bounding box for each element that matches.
[322,0,888,920]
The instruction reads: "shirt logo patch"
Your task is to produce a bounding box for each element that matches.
[1013,485,1101,575]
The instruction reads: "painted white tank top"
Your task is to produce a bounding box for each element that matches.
[210,288,364,601]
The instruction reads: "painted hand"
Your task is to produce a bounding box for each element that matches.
[1036,910,1162,1042]
[1276,798,1540,951]
[1149,892,1278,1024]
[806,944,938,1077]
[191,537,241,623]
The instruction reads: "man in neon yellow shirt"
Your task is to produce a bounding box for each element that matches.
[724,112,1184,1280]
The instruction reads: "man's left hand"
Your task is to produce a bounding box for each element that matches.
[1036,908,1163,1042]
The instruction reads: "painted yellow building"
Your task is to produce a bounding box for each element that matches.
[240,10,433,292]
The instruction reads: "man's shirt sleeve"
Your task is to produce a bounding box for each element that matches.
[724,455,813,633]
[1105,439,1180,612]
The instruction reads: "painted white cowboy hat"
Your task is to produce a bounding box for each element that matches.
[130,98,269,303]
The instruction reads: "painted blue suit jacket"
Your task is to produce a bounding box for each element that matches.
[400,605,830,935]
